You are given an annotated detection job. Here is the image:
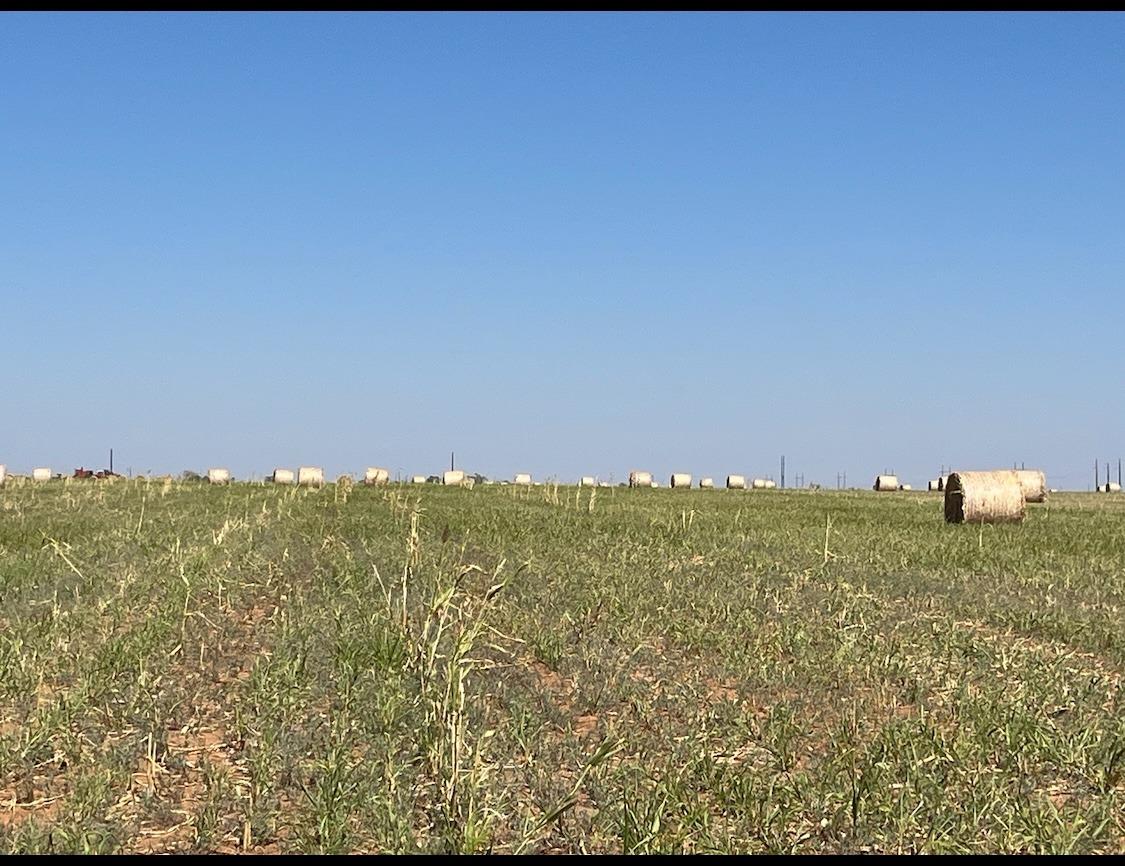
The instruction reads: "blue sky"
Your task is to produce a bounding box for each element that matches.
[2,13,1123,488]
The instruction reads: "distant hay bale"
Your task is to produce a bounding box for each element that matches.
[670,473,692,489]
[1009,469,1047,503]
[364,467,390,485]
[297,466,324,488]
[928,479,941,491]
[699,477,714,489]
[650,481,660,488]
[1105,482,1122,493]
[207,468,231,485]
[272,468,295,485]
[874,474,899,491]
[629,470,652,488]
[943,471,1026,524]
[764,480,776,489]
[751,478,768,490]
[579,476,596,487]
[937,475,949,491]
[514,473,532,486]
[411,475,428,484]
[32,467,52,482]
[900,483,912,491]
[726,475,746,490]
[0,465,6,487]
[443,470,466,486]
[597,481,611,488]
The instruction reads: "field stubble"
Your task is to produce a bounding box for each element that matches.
[0,480,1122,852]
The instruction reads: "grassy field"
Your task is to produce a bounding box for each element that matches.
[0,478,1122,853]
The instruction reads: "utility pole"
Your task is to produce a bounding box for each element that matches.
[780,455,785,489]
[451,451,455,472]
[109,448,114,474]
[1096,459,1099,489]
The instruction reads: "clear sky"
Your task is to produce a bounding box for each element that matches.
[2,12,1123,488]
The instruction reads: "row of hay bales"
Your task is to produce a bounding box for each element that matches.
[0,467,57,482]
[0,466,56,483]
[626,471,776,490]
[942,469,1048,523]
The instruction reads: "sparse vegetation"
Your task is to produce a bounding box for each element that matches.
[1,480,1122,852]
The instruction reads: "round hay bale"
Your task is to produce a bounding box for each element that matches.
[751,478,768,490]
[927,479,941,491]
[874,474,899,491]
[579,476,596,487]
[597,481,611,488]
[272,468,295,485]
[670,473,692,489]
[32,467,52,482]
[937,475,949,491]
[726,474,746,490]
[364,467,390,485]
[629,470,652,488]
[944,471,1026,524]
[297,466,325,488]
[207,468,231,485]
[650,480,659,488]
[514,473,532,486]
[699,477,714,489]
[443,470,466,486]
[411,475,428,484]
[1009,469,1047,503]
[900,483,912,491]
[764,480,777,489]
[1105,482,1122,493]
[0,464,6,487]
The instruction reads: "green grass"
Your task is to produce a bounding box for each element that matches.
[0,478,1122,853]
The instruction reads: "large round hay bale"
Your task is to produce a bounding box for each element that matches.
[927,479,941,491]
[944,471,1026,524]
[1105,482,1122,493]
[726,474,746,490]
[764,480,777,489]
[874,474,899,491]
[514,473,532,486]
[207,468,231,485]
[411,475,428,484]
[937,475,949,491]
[670,473,692,489]
[629,470,652,488]
[272,468,295,485]
[0,464,6,487]
[699,477,714,489]
[32,467,52,482]
[364,467,390,485]
[900,483,912,491]
[751,478,768,490]
[443,470,466,486]
[297,466,325,488]
[579,476,596,487]
[1009,469,1047,503]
